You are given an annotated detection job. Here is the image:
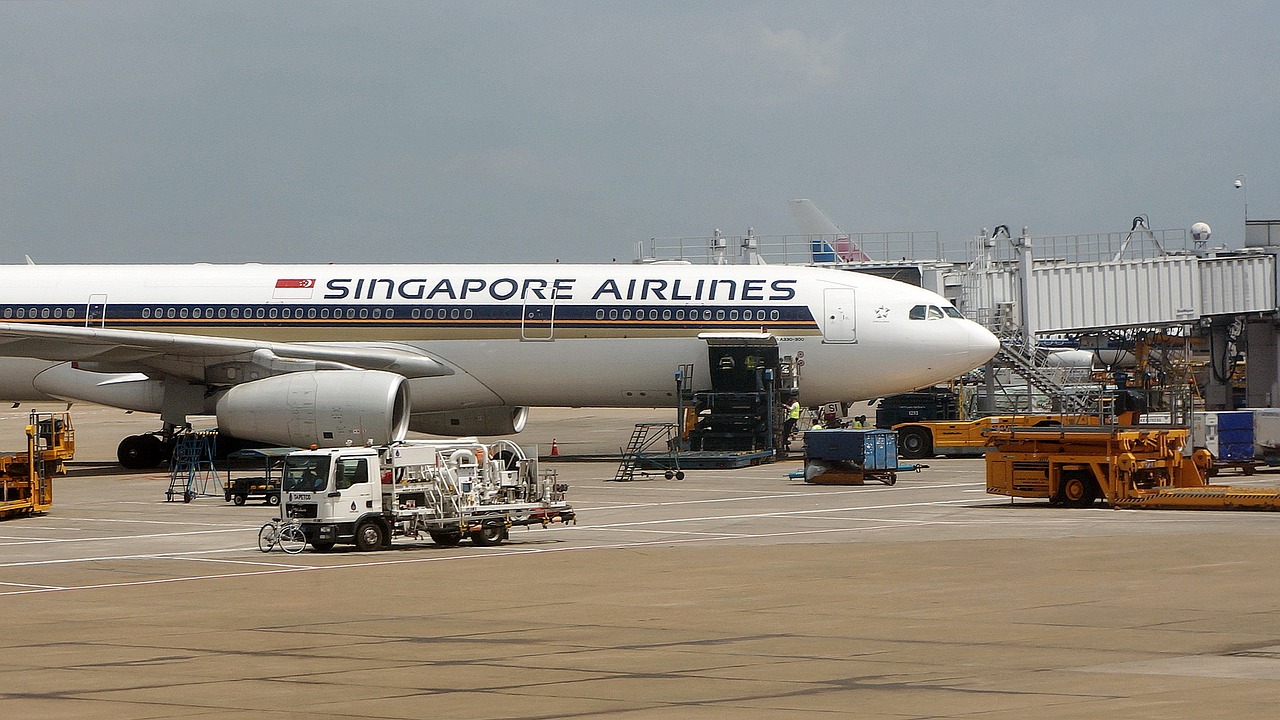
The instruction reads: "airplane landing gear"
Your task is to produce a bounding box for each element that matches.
[117,433,170,469]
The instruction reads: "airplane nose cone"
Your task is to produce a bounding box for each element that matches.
[969,323,1001,364]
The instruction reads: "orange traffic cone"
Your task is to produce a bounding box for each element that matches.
[550,438,559,456]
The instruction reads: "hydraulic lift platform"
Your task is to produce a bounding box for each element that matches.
[637,449,775,470]
[986,425,1280,510]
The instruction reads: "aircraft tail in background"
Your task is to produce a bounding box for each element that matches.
[788,199,872,262]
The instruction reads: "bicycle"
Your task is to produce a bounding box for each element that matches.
[258,518,307,554]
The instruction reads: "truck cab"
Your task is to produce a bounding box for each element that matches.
[282,448,385,551]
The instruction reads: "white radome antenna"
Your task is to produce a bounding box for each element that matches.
[1190,222,1212,243]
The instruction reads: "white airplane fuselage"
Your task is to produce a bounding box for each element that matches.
[0,262,998,422]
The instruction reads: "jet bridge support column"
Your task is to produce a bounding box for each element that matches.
[1203,319,1235,411]
[1245,318,1280,408]
[1014,227,1037,355]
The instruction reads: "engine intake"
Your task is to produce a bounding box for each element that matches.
[216,370,410,448]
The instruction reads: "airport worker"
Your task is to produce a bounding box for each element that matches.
[783,400,801,445]
[851,414,868,428]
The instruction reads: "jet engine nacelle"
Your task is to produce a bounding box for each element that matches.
[410,406,529,436]
[216,370,410,448]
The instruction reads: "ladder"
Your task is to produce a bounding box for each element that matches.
[612,423,679,482]
[166,432,221,502]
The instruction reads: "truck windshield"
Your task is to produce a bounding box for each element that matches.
[282,456,330,493]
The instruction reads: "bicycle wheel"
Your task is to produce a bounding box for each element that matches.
[279,523,307,554]
[258,522,280,553]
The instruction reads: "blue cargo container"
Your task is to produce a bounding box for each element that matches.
[1217,410,1255,463]
[803,429,898,471]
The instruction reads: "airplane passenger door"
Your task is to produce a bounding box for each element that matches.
[822,288,856,343]
[85,294,108,328]
[521,289,556,341]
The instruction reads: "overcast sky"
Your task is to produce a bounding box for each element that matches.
[2,1,1276,264]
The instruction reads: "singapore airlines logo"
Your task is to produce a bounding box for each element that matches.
[273,278,317,299]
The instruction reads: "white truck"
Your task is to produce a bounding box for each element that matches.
[279,439,573,552]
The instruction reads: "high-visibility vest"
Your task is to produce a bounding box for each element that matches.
[787,403,801,420]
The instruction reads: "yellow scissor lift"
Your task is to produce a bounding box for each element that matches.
[0,411,74,520]
[985,424,1280,511]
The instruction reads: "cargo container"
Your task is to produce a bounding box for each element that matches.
[802,429,898,485]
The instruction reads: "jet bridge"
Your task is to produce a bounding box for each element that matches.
[636,217,1280,413]
[961,221,1280,413]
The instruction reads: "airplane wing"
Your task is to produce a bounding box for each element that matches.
[0,322,453,382]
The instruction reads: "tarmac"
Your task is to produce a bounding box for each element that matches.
[3,403,1280,718]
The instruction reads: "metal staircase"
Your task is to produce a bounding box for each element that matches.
[993,339,1104,416]
[166,431,221,502]
[612,423,679,482]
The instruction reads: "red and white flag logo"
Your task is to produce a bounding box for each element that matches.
[275,278,315,289]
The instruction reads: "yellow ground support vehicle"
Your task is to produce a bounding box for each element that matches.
[0,412,72,519]
[893,414,1083,460]
[986,425,1280,510]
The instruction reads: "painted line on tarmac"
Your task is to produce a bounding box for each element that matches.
[51,516,246,527]
[0,545,273,569]
[0,526,251,548]
[0,581,67,590]
[582,482,983,511]
[589,528,759,538]
[173,555,316,570]
[575,497,988,529]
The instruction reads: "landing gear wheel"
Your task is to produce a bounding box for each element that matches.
[429,530,463,546]
[232,494,247,506]
[118,434,167,470]
[675,471,685,480]
[354,521,385,552]
[1057,473,1097,508]
[898,427,933,460]
[469,522,506,547]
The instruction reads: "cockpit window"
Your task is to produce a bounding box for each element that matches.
[943,306,964,318]
[927,306,945,319]
[909,305,927,320]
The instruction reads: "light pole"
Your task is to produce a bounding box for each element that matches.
[1235,173,1248,222]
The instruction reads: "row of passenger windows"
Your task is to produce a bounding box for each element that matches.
[909,304,965,320]
[5,305,782,323]
[594,308,780,322]
[142,306,407,320]
[2,307,76,319]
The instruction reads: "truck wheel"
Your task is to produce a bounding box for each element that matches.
[232,494,247,506]
[1057,472,1097,508]
[898,427,933,460]
[266,493,280,506]
[429,530,463,546]
[354,521,385,552]
[470,522,505,547]
[310,540,335,552]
